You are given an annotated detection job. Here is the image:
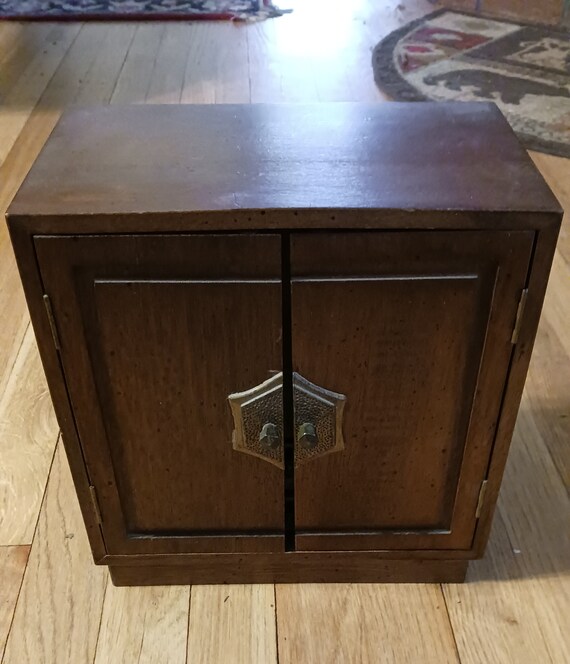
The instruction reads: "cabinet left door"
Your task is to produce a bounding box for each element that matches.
[35,234,284,555]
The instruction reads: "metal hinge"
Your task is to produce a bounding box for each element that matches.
[89,485,103,525]
[511,288,529,344]
[476,480,488,519]
[43,294,61,351]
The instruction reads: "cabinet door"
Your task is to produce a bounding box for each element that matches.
[35,234,284,554]
[291,231,533,551]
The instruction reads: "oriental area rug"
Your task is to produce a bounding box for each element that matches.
[0,0,289,21]
[372,10,570,157]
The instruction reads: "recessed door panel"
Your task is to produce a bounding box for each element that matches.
[291,231,533,550]
[35,234,284,554]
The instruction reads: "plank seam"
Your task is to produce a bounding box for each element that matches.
[185,586,193,664]
[108,25,139,103]
[90,574,109,664]
[0,436,59,663]
[273,585,280,664]
[440,583,463,664]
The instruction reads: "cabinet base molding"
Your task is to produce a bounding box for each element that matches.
[108,557,468,586]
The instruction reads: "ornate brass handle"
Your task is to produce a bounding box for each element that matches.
[228,372,345,468]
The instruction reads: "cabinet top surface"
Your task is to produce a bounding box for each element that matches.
[8,102,561,222]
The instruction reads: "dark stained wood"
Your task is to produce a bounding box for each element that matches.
[291,231,533,550]
[9,210,561,235]
[8,103,561,223]
[99,546,477,564]
[6,102,563,584]
[34,234,285,554]
[108,557,469,586]
[472,223,562,554]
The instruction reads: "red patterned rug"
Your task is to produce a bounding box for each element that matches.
[0,0,290,21]
[372,10,570,157]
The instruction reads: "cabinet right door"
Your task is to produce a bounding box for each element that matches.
[291,231,533,551]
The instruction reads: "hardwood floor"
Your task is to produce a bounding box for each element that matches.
[0,2,568,662]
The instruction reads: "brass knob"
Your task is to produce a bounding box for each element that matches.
[259,422,281,451]
[297,422,318,450]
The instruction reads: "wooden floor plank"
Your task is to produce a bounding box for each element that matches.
[498,405,570,575]
[146,23,196,104]
[542,252,570,360]
[529,152,569,262]
[0,24,54,101]
[36,23,112,108]
[94,584,189,664]
[180,23,230,104]
[444,387,570,663]
[276,584,459,664]
[74,23,138,105]
[0,152,42,403]
[0,23,81,164]
[0,545,30,661]
[110,23,165,104]
[524,330,570,491]
[209,23,250,104]
[444,511,569,664]
[187,585,277,664]
[2,444,107,664]
[0,327,58,545]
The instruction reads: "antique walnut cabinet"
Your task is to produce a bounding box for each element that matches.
[7,103,562,585]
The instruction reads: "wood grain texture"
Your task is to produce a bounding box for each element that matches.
[180,23,250,104]
[109,24,165,104]
[0,24,54,105]
[543,252,570,359]
[187,585,277,664]
[523,342,570,490]
[146,24,195,104]
[499,405,570,577]
[0,19,137,416]
[0,0,568,658]
[109,559,468,585]
[0,545,29,660]
[94,584,189,664]
[75,23,138,106]
[530,152,570,264]
[2,444,107,664]
[0,326,58,544]
[276,583,459,664]
[292,231,532,550]
[444,512,570,664]
[0,23,81,163]
[8,103,561,220]
[444,347,570,663]
[34,234,284,554]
